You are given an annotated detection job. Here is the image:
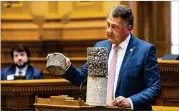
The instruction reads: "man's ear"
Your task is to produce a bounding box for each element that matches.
[128,25,133,31]
[125,25,133,34]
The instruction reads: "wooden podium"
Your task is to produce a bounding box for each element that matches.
[1,79,86,111]
[1,59,179,110]
[155,59,179,106]
[34,95,131,111]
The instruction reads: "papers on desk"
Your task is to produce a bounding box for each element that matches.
[7,74,14,80]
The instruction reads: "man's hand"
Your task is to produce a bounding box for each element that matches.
[46,52,71,69]
[112,96,131,108]
[64,56,71,68]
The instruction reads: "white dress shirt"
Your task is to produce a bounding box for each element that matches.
[7,65,28,80]
[108,34,134,109]
[15,65,28,76]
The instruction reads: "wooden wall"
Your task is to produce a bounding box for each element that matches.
[1,1,171,72]
[1,60,179,111]
[135,1,171,57]
[120,1,171,57]
[1,1,179,108]
[1,1,117,74]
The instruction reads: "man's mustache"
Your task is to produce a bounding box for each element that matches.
[15,61,28,68]
[18,60,22,62]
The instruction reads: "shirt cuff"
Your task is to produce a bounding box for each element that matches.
[127,98,134,110]
[65,62,71,71]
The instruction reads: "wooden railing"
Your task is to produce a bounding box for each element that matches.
[1,79,86,111]
[1,59,179,111]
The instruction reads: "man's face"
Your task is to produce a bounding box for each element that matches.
[106,16,130,44]
[13,51,28,68]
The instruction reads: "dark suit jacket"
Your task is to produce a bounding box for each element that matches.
[1,64,43,80]
[62,34,161,110]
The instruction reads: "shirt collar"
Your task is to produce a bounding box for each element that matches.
[112,34,131,50]
[16,65,28,73]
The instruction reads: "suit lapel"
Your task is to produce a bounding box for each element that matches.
[116,35,137,88]
[25,65,33,79]
[7,67,16,75]
[105,40,112,58]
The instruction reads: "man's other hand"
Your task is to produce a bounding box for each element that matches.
[112,96,131,108]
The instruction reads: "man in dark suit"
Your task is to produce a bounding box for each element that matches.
[53,5,160,110]
[1,44,43,80]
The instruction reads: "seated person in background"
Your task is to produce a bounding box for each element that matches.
[1,44,43,80]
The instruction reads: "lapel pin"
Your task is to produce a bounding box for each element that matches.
[130,48,134,52]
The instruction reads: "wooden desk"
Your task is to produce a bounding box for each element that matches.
[1,79,86,111]
[1,59,179,110]
[34,105,130,111]
[155,59,179,106]
[34,96,131,111]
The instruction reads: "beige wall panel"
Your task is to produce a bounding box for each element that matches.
[1,23,39,41]
[103,1,120,14]
[2,30,39,41]
[1,1,32,19]
[43,23,63,40]
[58,2,73,19]
[63,20,106,40]
[43,30,62,40]
[70,2,106,19]
[46,1,61,19]
[63,28,106,40]
[31,2,48,17]
[63,20,106,28]
[58,1,120,19]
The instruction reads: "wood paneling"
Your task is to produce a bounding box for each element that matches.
[1,79,86,111]
[43,22,63,40]
[1,60,179,110]
[70,2,106,19]
[119,1,171,57]
[63,19,106,40]
[0,2,176,111]
[135,1,171,57]
[1,1,32,19]
[1,22,39,41]
[1,1,171,57]
[154,59,179,106]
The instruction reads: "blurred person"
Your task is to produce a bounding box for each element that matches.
[1,44,43,80]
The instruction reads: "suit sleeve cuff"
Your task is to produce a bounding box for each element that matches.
[127,98,134,110]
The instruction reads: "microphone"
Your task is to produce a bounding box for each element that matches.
[79,78,87,96]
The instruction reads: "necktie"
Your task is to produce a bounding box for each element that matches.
[18,71,22,76]
[107,45,120,104]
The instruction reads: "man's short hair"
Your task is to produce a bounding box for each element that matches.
[11,44,31,58]
[110,5,134,27]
